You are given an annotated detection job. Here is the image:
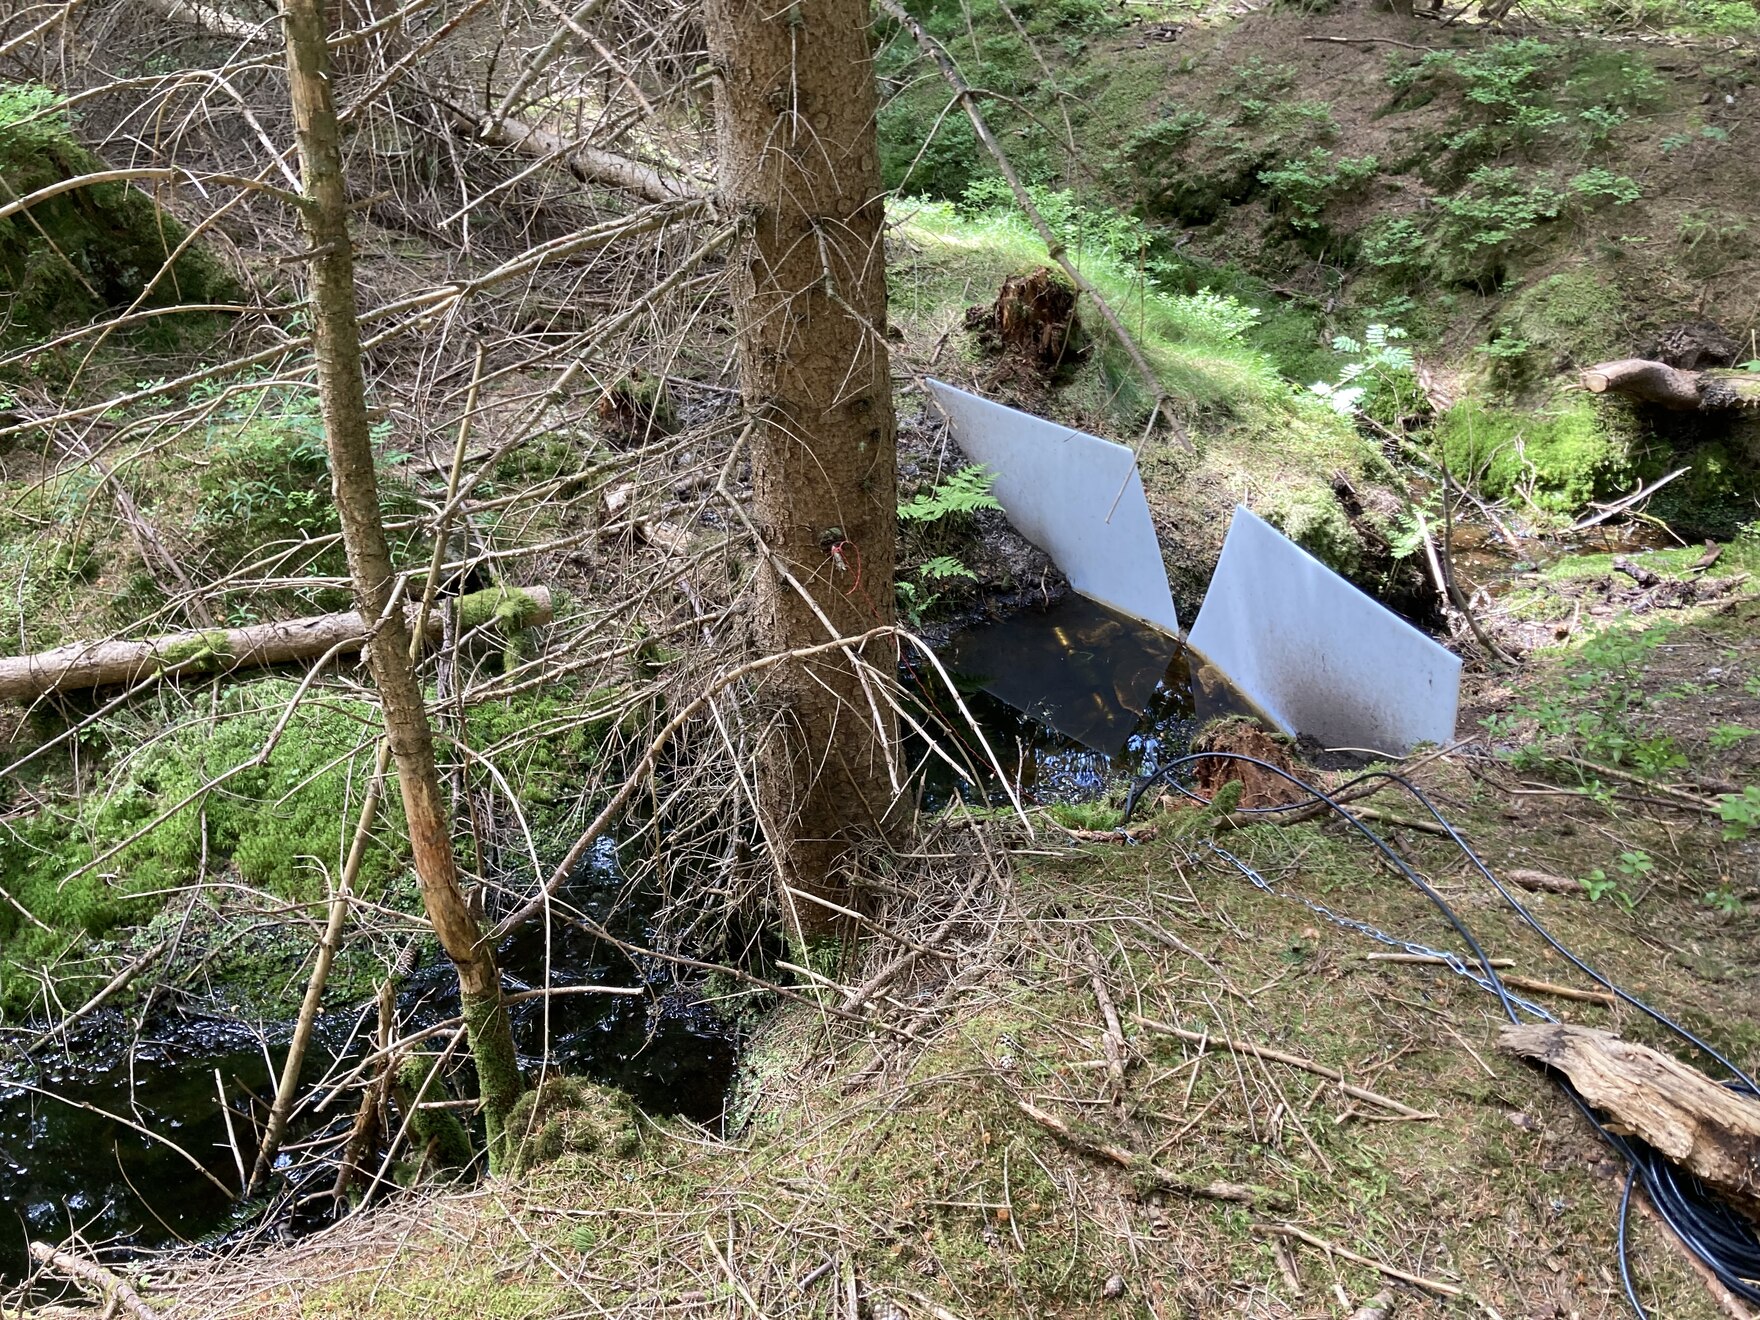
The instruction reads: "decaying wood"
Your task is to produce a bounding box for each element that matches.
[966,267,1084,370]
[28,1243,163,1320]
[462,108,702,207]
[1582,359,1760,410]
[0,586,551,702]
[1500,1023,1760,1220]
[1506,868,1578,895]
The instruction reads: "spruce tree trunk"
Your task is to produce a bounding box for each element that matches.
[281,0,524,1163]
[704,0,902,937]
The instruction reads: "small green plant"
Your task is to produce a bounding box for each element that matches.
[1580,869,1630,908]
[1258,150,1378,232]
[1716,786,1760,841]
[1308,324,1424,426]
[1435,167,1562,282]
[1615,849,1654,881]
[898,465,1002,525]
[1568,168,1641,206]
[1662,125,1730,152]
[1576,104,1627,148]
[1359,216,1430,289]
[1709,724,1757,751]
[1702,885,1744,916]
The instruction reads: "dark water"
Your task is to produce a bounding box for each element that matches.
[2,594,1223,1286]
[0,836,736,1284]
[915,594,1243,807]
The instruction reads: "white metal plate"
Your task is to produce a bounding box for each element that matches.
[924,379,1179,635]
[1188,506,1461,755]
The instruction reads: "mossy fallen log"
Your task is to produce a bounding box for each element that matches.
[0,586,552,702]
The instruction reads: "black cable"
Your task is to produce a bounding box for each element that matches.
[1122,750,1760,1315]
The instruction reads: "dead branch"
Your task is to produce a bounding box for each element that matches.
[1500,1023,1760,1219]
[1134,1016,1438,1119]
[1252,1223,1463,1297]
[29,1243,163,1320]
[1016,1100,1286,1208]
[0,586,552,702]
[16,941,169,1059]
[138,0,270,41]
[457,106,702,206]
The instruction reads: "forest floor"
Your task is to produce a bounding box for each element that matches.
[136,572,1760,1319]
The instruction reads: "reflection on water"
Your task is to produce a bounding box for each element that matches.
[0,838,735,1284]
[917,595,1243,807]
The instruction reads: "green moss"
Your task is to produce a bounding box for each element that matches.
[457,585,545,634]
[0,83,236,347]
[396,1053,475,1171]
[505,1075,640,1177]
[463,987,526,1171]
[1437,393,1636,515]
[0,677,616,1018]
[1480,268,1626,387]
[1263,485,1361,575]
[155,630,234,671]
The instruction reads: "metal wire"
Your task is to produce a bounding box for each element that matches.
[1122,751,1760,1316]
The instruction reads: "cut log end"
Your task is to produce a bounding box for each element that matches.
[1582,358,1760,410]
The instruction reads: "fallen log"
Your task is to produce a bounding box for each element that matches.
[1582,359,1760,410]
[0,586,551,703]
[1500,1023,1760,1221]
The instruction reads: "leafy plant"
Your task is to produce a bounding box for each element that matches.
[898,465,1003,524]
[1435,167,1562,282]
[1308,324,1423,426]
[1615,849,1654,881]
[1716,786,1760,841]
[1568,168,1641,206]
[1581,869,1630,908]
[1702,885,1744,916]
[1708,724,1757,751]
[1258,150,1378,232]
[917,555,977,583]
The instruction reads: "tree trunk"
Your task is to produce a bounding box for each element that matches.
[1582,359,1760,410]
[281,0,524,1164]
[0,587,551,703]
[703,0,902,938]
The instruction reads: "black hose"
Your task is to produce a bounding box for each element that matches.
[1121,750,1760,1315]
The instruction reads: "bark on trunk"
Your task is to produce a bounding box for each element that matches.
[1582,359,1760,410]
[282,0,524,1163]
[704,0,902,937]
[0,587,551,703]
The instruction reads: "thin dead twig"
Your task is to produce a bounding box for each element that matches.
[1017,1099,1287,1209]
[1251,1222,1463,1298]
[1133,1016,1438,1121]
[29,1241,165,1320]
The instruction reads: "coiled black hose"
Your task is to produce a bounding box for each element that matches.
[1121,751,1760,1316]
